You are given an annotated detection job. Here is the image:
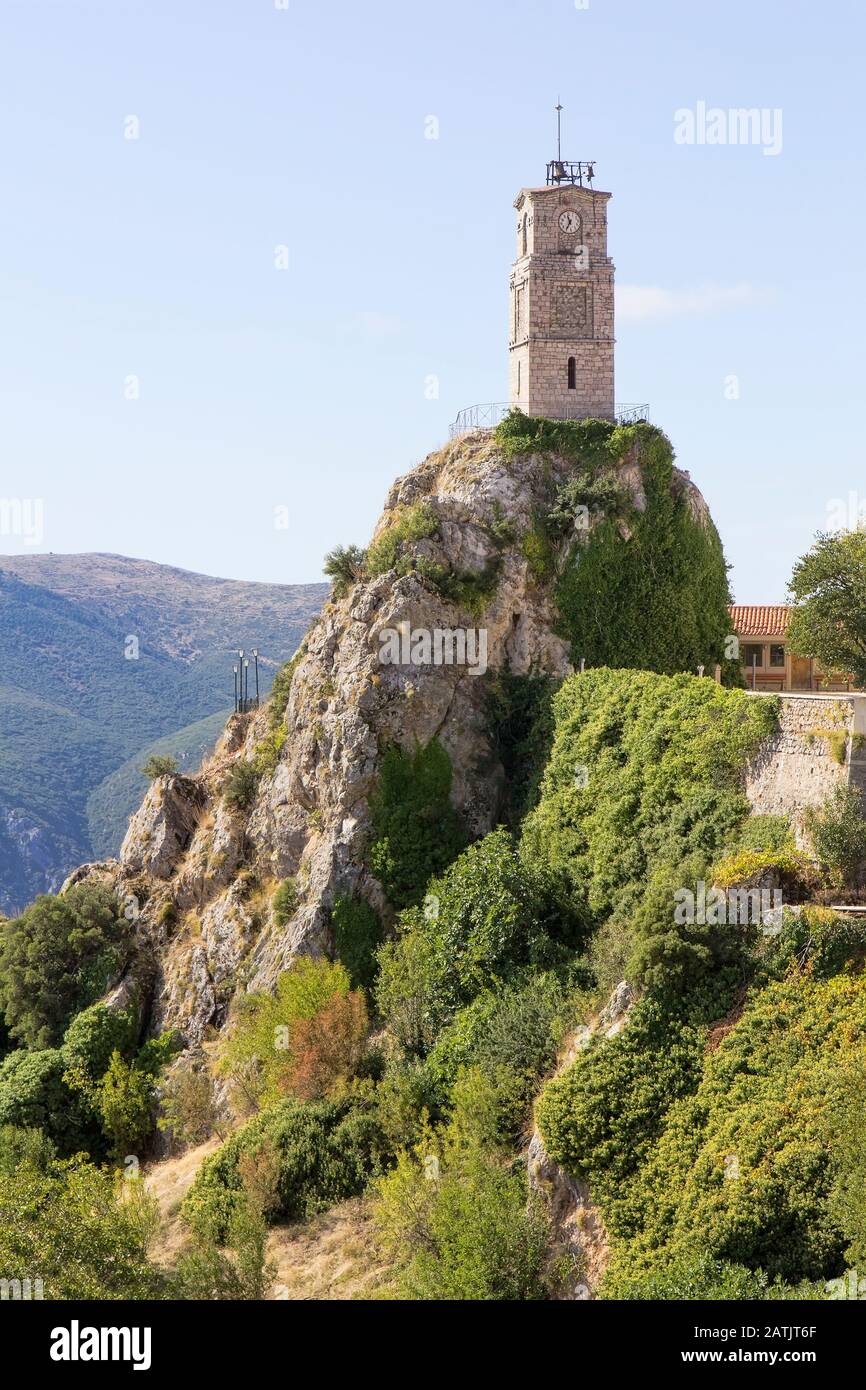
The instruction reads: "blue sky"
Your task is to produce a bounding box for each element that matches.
[0,0,863,601]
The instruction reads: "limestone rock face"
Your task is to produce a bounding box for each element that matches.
[65,430,709,1046]
[120,776,204,880]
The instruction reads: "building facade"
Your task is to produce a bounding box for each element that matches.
[730,605,859,692]
[508,178,615,421]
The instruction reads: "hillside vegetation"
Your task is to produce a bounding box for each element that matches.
[1,417,862,1301]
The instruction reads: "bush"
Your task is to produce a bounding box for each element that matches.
[520,669,778,992]
[0,1158,162,1298]
[564,973,866,1291]
[537,996,706,1223]
[60,1003,138,1085]
[158,1066,222,1149]
[373,1106,549,1300]
[375,830,569,1051]
[0,1048,98,1155]
[286,990,368,1101]
[267,647,304,730]
[182,1094,392,1240]
[552,425,735,677]
[272,878,299,927]
[804,783,866,888]
[374,929,451,1055]
[0,883,132,1048]
[223,760,260,811]
[0,1123,56,1174]
[364,502,438,578]
[427,972,580,1139]
[331,895,383,993]
[140,754,178,780]
[323,544,366,598]
[369,740,465,909]
[218,958,356,1109]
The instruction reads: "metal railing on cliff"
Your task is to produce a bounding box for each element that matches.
[448,402,650,439]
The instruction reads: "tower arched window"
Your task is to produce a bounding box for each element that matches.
[517,360,521,395]
[567,356,576,390]
[521,215,527,255]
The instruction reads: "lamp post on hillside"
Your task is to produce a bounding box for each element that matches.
[233,664,239,713]
[252,649,259,706]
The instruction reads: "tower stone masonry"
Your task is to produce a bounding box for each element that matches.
[509,179,615,420]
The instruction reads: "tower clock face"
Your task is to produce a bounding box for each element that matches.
[558,210,580,234]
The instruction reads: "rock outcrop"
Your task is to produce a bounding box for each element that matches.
[63,427,716,1047]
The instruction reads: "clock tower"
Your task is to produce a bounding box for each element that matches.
[509,152,615,421]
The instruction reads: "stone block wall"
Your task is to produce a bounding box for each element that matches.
[744,692,866,836]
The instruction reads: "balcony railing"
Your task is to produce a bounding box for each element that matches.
[449,402,650,439]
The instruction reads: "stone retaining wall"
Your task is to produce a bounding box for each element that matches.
[744,692,866,834]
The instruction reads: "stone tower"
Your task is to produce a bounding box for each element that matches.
[509,162,615,421]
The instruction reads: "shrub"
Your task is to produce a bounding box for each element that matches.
[94,1051,157,1159]
[323,543,366,598]
[804,783,866,888]
[372,1102,549,1300]
[369,740,465,909]
[223,760,260,811]
[552,425,735,677]
[60,1003,138,1086]
[364,502,438,578]
[218,958,354,1109]
[0,1123,56,1174]
[285,990,369,1101]
[272,878,299,927]
[158,1066,222,1149]
[0,1048,98,1155]
[140,754,178,780]
[537,996,706,1223]
[182,1094,392,1240]
[0,883,132,1048]
[572,973,866,1290]
[374,928,451,1056]
[520,669,778,991]
[331,894,383,992]
[427,972,580,1138]
[0,1158,162,1299]
[376,830,569,1051]
[267,646,304,730]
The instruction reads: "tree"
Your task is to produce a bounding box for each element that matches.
[0,884,131,1048]
[0,1158,162,1299]
[95,1051,156,1160]
[140,754,179,780]
[158,1065,223,1149]
[787,529,866,686]
[286,989,368,1101]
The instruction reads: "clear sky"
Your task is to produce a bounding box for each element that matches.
[0,0,863,601]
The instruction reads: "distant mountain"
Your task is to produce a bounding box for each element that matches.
[0,554,327,913]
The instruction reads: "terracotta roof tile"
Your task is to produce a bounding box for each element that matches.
[728,605,791,638]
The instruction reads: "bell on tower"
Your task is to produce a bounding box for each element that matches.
[508,101,616,422]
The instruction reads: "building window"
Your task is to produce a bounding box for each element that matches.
[769,644,785,668]
[517,360,521,395]
[567,356,576,390]
[521,215,527,255]
[742,644,763,668]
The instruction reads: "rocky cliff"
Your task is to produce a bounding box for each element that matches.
[64,422,723,1048]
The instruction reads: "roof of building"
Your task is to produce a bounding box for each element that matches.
[728,604,791,637]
